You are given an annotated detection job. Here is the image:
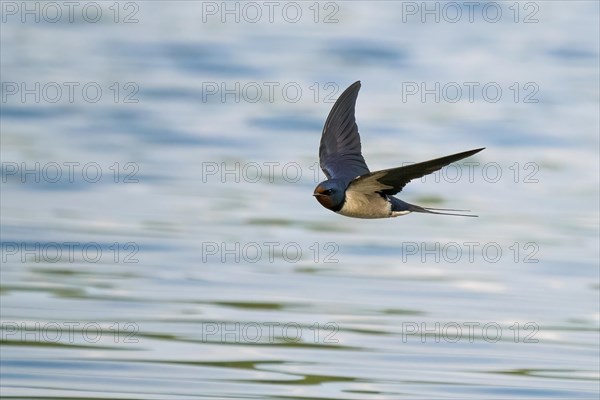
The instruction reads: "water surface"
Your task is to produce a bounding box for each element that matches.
[1,1,599,399]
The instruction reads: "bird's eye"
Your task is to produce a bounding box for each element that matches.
[324,189,333,195]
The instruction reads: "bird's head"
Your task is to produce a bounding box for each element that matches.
[313,180,345,211]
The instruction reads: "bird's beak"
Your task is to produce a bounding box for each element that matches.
[313,193,325,197]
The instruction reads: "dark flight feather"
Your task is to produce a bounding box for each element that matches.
[348,148,485,195]
[319,81,370,183]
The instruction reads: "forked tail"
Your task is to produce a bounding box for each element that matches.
[414,205,478,217]
[391,197,478,217]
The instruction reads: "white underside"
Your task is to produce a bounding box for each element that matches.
[337,190,411,219]
[391,210,411,217]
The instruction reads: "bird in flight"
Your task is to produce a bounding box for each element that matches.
[313,81,484,218]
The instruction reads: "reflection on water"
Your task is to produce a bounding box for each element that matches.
[1,1,599,399]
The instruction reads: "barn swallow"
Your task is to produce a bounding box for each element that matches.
[313,81,484,218]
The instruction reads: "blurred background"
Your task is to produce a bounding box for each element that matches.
[1,1,599,399]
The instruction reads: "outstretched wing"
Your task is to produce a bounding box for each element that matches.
[319,81,370,183]
[348,148,485,195]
